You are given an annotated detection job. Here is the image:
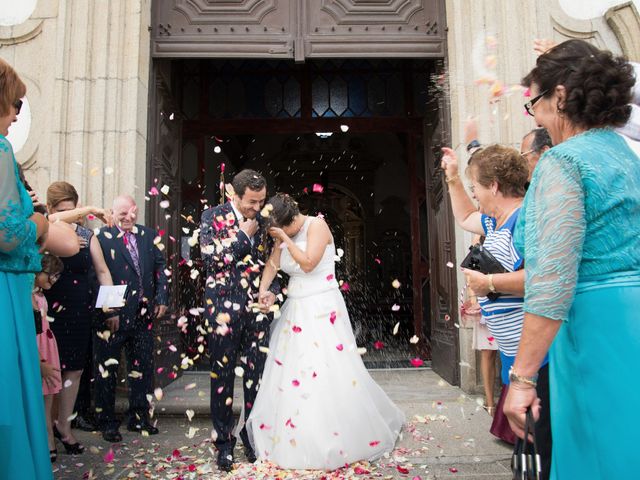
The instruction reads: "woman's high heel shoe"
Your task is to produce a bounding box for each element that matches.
[53,425,85,454]
[483,405,496,417]
[50,449,57,463]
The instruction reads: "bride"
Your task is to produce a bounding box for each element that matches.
[245,193,404,470]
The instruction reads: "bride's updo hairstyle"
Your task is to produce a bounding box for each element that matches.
[268,193,299,227]
[522,39,634,129]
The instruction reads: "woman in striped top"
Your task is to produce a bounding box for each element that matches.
[442,144,551,478]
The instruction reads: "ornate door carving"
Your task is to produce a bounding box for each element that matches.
[302,0,445,59]
[152,0,446,59]
[152,0,295,57]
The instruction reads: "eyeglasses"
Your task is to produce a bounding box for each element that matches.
[42,271,61,284]
[524,90,548,116]
[13,99,22,115]
[520,149,535,158]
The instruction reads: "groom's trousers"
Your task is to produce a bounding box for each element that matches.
[207,308,271,451]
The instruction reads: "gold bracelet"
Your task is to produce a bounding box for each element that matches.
[445,174,460,184]
[487,274,496,293]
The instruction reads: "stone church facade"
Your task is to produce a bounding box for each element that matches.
[2,0,638,392]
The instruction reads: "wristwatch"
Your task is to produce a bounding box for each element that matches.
[466,139,481,152]
[508,366,538,387]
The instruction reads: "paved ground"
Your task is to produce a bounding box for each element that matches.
[52,370,513,479]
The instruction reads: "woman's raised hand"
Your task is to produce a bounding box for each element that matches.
[268,227,288,242]
[441,147,459,179]
[92,207,113,227]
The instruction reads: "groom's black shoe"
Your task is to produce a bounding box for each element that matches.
[217,449,234,472]
[244,445,257,463]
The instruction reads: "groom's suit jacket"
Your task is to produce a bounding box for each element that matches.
[199,201,276,324]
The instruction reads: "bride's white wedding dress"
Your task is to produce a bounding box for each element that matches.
[246,216,405,470]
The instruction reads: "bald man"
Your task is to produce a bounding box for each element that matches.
[520,127,553,182]
[93,195,169,442]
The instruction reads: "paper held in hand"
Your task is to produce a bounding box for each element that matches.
[95,285,128,308]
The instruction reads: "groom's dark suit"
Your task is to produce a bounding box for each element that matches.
[200,201,276,452]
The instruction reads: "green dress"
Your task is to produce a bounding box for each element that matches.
[515,129,640,479]
[0,136,51,479]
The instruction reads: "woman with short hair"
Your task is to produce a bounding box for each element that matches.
[504,39,640,479]
[442,144,552,478]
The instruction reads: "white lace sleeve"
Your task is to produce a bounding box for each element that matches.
[523,151,586,322]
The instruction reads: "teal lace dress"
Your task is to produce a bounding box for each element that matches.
[0,136,52,479]
[515,128,640,479]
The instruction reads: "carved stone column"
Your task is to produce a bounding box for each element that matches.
[49,0,151,212]
[0,0,151,215]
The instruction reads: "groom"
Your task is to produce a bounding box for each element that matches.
[199,169,277,472]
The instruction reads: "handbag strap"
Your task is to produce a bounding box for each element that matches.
[512,408,541,480]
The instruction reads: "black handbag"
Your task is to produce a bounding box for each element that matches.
[511,409,541,480]
[460,243,507,301]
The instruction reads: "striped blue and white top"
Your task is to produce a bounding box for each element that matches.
[478,209,524,357]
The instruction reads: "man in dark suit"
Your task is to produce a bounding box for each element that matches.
[94,195,169,442]
[199,169,277,472]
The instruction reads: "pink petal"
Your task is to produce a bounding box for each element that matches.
[312,183,324,193]
[292,325,302,333]
[336,344,344,351]
[410,357,424,368]
[103,448,114,463]
[369,440,380,447]
[292,379,300,387]
[329,311,337,325]
[326,274,335,281]
[374,341,385,350]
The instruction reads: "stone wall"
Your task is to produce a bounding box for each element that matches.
[0,0,151,213]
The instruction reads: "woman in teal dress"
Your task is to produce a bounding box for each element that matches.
[503,40,640,478]
[0,59,54,480]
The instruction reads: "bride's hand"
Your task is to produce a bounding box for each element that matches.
[268,227,288,242]
[258,291,276,313]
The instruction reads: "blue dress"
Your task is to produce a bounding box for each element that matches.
[515,128,640,479]
[0,136,52,479]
